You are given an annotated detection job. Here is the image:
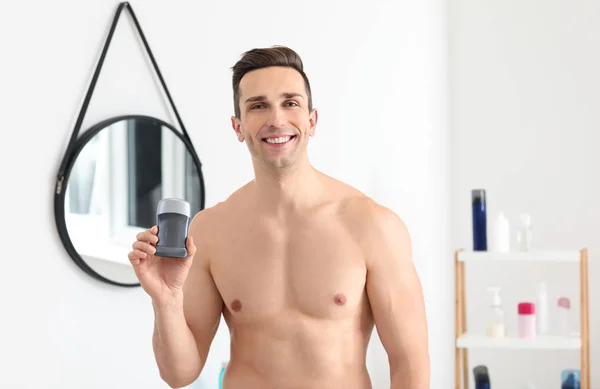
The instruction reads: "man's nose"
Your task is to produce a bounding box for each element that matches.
[266,107,286,128]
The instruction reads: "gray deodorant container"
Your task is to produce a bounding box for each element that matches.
[155,198,191,259]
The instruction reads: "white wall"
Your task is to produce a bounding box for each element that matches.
[450,1,600,388]
[0,0,450,388]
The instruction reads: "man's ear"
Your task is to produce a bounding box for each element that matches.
[231,116,245,142]
[308,108,318,137]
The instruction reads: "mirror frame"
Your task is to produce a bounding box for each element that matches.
[54,114,206,287]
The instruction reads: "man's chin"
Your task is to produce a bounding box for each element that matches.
[260,155,297,170]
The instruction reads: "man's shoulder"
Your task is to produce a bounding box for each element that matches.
[322,173,396,219]
[189,202,223,227]
[318,171,395,225]
[189,198,241,232]
[334,188,409,248]
[190,181,254,225]
[339,194,401,229]
[190,182,252,234]
[337,195,411,269]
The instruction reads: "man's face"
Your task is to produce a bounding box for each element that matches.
[231,66,318,171]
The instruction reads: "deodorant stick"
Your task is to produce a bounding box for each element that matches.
[155,198,191,259]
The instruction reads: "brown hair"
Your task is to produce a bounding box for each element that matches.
[231,45,313,118]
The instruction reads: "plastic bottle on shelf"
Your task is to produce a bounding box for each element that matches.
[518,302,536,338]
[472,189,488,251]
[491,211,510,253]
[536,282,549,335]
[473,365,491,389]
[486,287,506,337]
[557,297,571,336]
[516,213,533,251]
[561,368,580,389]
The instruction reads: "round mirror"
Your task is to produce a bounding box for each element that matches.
[55,115,205,287]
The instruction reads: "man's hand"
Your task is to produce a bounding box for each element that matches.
[128,225,197,305]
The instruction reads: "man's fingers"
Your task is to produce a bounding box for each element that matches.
[130,226,158,266]
[138,233,158,245]
[132,241,156,255]
[135,232,158,245]
[128,249,147,265]
[136,227,159,244]
[131,249,147,259]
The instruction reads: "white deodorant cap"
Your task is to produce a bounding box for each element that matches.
[157,198,190,217]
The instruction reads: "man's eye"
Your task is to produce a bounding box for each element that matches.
[251,104,264,110]
[286,101,299,107]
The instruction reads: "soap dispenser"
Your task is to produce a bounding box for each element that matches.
[486,287,506,337]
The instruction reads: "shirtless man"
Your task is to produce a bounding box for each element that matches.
[128,46,430,389]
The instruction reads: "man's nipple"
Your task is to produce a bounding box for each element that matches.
[334,293,347,306]
[231,299,242,312]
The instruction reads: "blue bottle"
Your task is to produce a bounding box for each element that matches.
[472,189,487,251]
[218,361,228,389]
[561,369,580,389]
[473,365,490,389]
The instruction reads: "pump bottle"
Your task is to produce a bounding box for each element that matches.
[486,287,506,337]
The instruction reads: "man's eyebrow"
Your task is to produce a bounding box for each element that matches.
[282,92,304,100]
[245,95,266,104]
[244,92,304,104]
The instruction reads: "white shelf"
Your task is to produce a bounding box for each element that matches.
[457,250,581,262]
[457,333,581,350]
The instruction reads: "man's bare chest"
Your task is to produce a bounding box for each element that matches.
[210,222,367,321]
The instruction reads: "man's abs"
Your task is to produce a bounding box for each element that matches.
[224,365,372,389]
[221,311,374,389]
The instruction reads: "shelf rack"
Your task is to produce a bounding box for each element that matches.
[454,249,590,389]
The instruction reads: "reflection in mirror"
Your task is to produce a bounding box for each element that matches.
[63,117,203,285]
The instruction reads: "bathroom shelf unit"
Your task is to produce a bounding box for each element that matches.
[454,248,590,389]
[458,250,581,263]
[456,333,581,350]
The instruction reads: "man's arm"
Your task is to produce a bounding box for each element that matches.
[152,211,224,388]
[364,204,430,389]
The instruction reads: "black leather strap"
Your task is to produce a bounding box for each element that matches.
[57,2,189,190]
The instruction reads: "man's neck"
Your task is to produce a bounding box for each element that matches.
[252,156,323,212]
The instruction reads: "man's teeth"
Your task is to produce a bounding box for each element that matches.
[265,136,292,144]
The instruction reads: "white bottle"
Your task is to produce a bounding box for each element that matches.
[557,297,571,336]
[517,213,533,251]
[536,283,549,335]
[486,287,506,337]
[491,211,510,253]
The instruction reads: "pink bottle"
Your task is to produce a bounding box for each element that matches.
[518,302,536,338]
[557,297,571,336]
